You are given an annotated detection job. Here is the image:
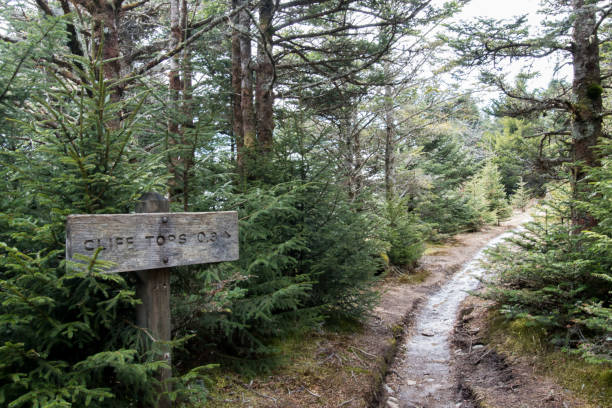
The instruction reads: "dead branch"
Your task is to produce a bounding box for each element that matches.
[122,0,151,12]
[129,4,248,80]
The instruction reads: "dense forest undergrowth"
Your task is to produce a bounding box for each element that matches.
[0,0,610,406]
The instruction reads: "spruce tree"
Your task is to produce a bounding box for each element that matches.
[511,177,530,212]
[0,52,173,405]
[479,161,512,225]
[485,148,612,363]
[445,0,611,229]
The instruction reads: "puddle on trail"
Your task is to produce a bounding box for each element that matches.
[391,229,520,408]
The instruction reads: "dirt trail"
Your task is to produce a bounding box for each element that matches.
[206,212,533,408]
[380,212,531,408]
[453,297,586,408]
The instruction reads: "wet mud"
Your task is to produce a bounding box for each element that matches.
[383,230,519,408]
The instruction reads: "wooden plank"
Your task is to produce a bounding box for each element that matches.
[66,211,239,273]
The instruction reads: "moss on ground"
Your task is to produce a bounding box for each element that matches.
[204,320,380,407]
[398,269,430,284]
[487,312,612,408]
[423,243,449,256]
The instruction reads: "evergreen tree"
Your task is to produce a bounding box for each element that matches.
[169,111,386,368]
[445,0,612,229]
[0,53,177,406]
[482,116,547,196]
[383,197,426,269]
[463,175,496,230]
[511,177,530,212]
[479,161,512,225]
[415,127,482,236]
[485,149,612,363]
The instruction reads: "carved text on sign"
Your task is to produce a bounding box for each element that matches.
[82,230,233,252]
[66,212,239,273]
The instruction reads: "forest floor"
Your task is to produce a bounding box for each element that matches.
[206,211,590,408]
[452,296,592,408]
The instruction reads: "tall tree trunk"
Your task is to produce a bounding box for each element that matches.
[240,5,256,149]
[91,1,123,102]
[383,66,396,201]
[231,0,244,168]
[353,113,363,198]
[167,0,183,202]
[181,0,195,211]
[343,115,355,200]
[570,0,602,229]
[59,0,85,67]
[255,0,275,152]
[342,110,361,201]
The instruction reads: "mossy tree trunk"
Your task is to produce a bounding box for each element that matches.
[570,0,603,229]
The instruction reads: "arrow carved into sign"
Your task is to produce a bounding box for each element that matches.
[66,211,239,273]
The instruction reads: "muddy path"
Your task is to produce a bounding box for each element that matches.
[380,212,532,408]
[206,212,532,408]
[452,297,586,408]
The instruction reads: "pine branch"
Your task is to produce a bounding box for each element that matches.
[0,20,61,103]
[128,4,248,80]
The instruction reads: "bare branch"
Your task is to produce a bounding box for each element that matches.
[189,14,214,30]
[525,130,571,138]
[122,0,151,11]
[276,22,390,42]
[495,79,574,115]
[278,0,331,9]
[129,4,247,80]
[593,4,612,34]
[275,0,349,31]
[35,0,55,16]
[124,41,168,65]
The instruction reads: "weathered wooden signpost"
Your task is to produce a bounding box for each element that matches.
[66,192,239,408]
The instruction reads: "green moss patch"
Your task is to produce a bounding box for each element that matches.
[487,311,612,407]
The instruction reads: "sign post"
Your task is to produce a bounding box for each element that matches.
[65,192,239,408]
[135,193,172,408]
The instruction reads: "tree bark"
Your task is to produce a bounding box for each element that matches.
[240,4,256,149]
[342,109,361,201]
[353,112,363,198]
[181,0,195,211]
[167,0,183,202]
[91,1,124,102]
[59,1,85,62]
[383,65,396,201]
[343,115,355,200]
[231,0,244,168]
[570,0,602,229]
[255,0,275,152]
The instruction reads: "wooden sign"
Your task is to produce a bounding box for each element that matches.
[66,211,239,273]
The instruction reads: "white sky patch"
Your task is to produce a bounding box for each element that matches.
[429,0,573,103]
[456,0,542,24]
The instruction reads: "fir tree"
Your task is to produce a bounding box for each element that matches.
[445,0,612,229]
[479,161,512,225]
[511,177,530,212]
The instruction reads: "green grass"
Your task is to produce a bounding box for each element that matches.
[487,312,612,407]
[325,316,365,334]
[423,242,449,256]
[398,269,430,284]
[204,318,367,407]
